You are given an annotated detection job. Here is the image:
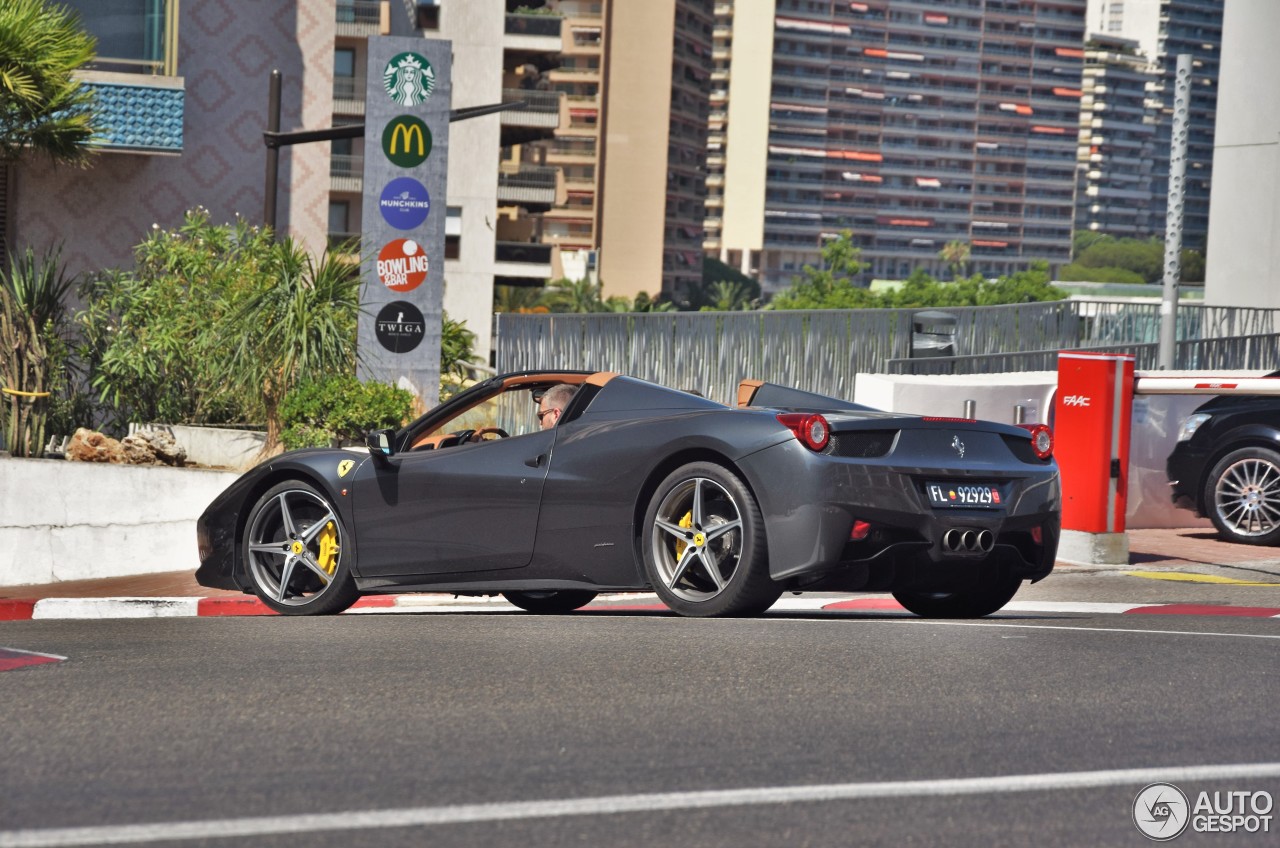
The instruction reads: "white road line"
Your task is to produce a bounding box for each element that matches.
[2,763,1278,847]
[829,619,1280,640]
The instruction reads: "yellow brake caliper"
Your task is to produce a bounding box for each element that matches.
[674,511,693,559]
[316,521,339,576]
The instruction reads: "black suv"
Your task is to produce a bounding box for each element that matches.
[1167,393,1280,544]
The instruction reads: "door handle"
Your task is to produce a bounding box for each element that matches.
[525,454,545,468]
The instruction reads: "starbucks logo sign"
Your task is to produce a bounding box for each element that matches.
[383,52,435,106]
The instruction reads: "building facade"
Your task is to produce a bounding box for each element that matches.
[711,0,1088,294]
[1085,0,1222,250]
[1203,1,1280,306]
[1074,34,1157,237]
[8,0,332,277]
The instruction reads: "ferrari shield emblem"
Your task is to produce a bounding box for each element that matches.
[337,459,355,478]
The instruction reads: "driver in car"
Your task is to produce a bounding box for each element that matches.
[537,384,578,430]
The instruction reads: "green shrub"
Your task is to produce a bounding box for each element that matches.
[280,375,414,450]
[1058,263,1146,285]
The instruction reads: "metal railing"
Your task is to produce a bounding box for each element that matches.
[493,301,1280,406]
[505,13,563,38]
[495,242,553,265]
[498,166,558,191]
[336,0,382,27]
[330,153,362,179]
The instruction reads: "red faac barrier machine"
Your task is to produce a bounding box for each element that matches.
[1054,352,1135,564]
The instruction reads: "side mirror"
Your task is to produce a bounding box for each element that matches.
[365,428,397,460]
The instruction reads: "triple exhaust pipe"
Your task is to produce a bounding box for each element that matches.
[942,528,994,554]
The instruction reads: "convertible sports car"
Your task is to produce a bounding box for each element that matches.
[197,370,1061,618]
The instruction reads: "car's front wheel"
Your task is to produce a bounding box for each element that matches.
[243,480,359,615]
[642,462,780,617]
[502,590,597,613]
[1205,447,1280,545]
[892,572,1022,618]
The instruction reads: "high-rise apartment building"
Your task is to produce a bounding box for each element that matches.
[1085,0,1222,250]
[1075,34,1157,237]
[710,0,1088,293]
[512,0,714,301]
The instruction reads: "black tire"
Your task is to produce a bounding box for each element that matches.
[502,590,598,613]
[892,572,1022,618]
[242,480,359,615]
[1204,447,1280,545]
[641,462,781,617]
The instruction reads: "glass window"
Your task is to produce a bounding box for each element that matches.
[328,201,350,235]
[334,48,356,78]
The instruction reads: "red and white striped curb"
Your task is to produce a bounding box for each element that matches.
[2,595,1279,621]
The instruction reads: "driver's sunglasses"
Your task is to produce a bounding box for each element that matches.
[537,407,559,422]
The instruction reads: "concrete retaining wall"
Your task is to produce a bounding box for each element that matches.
[0,458,239,587]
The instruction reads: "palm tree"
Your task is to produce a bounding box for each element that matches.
[542,277,605,313]
[0,0,100,165]
[939,240,971,280]
[216,239,361,453]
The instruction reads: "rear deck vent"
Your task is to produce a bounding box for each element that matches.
[824,430,896,458]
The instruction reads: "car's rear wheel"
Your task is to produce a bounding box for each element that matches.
[502,590,597,613]
[1205,447,1280,545]
[243,480,359,615]
[642,462,780,617]
[892,572,1022,618]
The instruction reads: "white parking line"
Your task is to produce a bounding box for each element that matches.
[806,619,1280,640]
[2,763,1278,847]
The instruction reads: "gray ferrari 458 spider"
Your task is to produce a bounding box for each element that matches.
[196,370,1060,618]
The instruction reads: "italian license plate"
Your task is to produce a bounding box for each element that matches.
[926,482,1003,509]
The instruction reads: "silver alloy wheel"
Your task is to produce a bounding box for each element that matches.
[1213,456,1280,537]
[246,488,344,606]
[649,476,744,602]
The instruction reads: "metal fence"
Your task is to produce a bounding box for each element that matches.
[493,301,1280,405]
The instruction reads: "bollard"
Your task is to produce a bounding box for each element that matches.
[963,399,976,419]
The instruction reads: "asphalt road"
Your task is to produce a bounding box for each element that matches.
[1,609,1277,847]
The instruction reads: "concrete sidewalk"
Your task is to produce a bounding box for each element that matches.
[2,527,1278,603]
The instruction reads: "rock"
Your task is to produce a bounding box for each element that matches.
[120,434,158,465]
[130,429,187,466]
[65,428,125,463]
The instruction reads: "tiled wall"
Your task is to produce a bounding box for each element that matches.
[13,1,336,276]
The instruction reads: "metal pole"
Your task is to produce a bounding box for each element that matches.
[1158,54,1192,370]
[264,69,282,234]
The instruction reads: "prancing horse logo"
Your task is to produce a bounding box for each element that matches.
[951,435,965,458]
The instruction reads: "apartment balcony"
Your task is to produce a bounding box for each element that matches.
[500,89,566,146]
[495,241,556,286]
[334,75,366,116]
[79,73,185,153]
[504,12,564,72]
[497,165,565,211]
[331,153,362,193]
[544,136,597,162]
[336,0,386,37]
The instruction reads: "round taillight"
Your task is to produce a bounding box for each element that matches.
[777,413,831,452]
[1018,423,1053,460]
[803,414,830,451]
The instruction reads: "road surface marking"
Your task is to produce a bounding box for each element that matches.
[1125,570,1280,586]
[2,763,1278,847]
